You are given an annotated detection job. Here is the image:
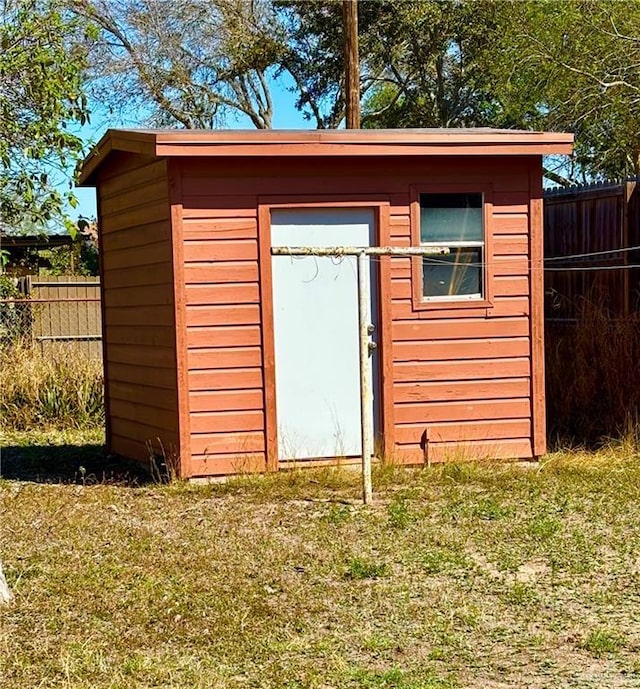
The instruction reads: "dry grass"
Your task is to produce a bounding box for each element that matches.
[0,344,104,431]
[1,430,640,688]
[546,304,640,445]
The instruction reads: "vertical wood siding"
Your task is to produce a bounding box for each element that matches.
[179,157,538,475]
[544,179,640,318]
[98,158,179,465]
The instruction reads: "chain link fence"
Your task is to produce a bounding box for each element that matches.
[0,276,102,359]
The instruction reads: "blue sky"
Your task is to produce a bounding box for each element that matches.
[72,71,314,220]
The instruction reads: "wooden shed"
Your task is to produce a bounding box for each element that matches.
[79,128,573,478]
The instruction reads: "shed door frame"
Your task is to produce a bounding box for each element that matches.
[258,197,394,470]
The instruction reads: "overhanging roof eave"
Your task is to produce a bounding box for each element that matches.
[78,128,574,186]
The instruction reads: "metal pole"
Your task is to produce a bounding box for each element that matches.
[271,246,450,257]
[270,244,451,506]
[357,250,373,504]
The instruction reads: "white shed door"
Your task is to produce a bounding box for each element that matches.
[271,208,376,460]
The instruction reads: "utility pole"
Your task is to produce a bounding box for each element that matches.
[342,0,360,129]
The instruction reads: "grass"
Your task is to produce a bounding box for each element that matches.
[1,430,640,687]
[545,303,640,444]
[0,343,104,431]
[582,630,626,658]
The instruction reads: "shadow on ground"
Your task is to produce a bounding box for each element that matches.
[0,443,151,485]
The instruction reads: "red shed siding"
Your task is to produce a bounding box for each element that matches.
[177,157,539,475]
[181,199,266,475]
[98,157,180,464]
[387,171,534,464]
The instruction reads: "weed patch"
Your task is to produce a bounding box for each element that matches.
[418,546,471,575]
[344,557,390,580]
[387,495,415,529]
[0,343,103,431]
[546,305,640,445]
[322,502,353,525]
[470,496,512,521]
[526,515,562,541]
[582,629,626,657]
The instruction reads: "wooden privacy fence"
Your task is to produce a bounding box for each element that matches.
[544,177,640,320]
[0,275,102,358]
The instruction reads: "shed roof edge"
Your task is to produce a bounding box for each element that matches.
[78,128,574,186]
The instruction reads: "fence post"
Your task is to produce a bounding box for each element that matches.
[625,179,639,315]
[623,181,631,317]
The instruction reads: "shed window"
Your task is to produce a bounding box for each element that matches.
[420,193,484,300]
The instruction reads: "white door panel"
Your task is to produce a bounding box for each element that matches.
[271,208,376,460]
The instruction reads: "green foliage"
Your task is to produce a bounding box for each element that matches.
[280,0,639,181]
[478,0,640,179]
[344,557,389,580]
[349,666,455,689]
[526,515,562,542]
[361,1,499,130]
[277,1,503,129]
[0,274,20,300]
[386,494,414,529]
[275,0,346,128]
[503,582,539,608]
[582,629,625,657]
[0,0,93,228]
[277,0,496,129]
[419,547,471,575]
[322,502,353,525]
[471,497,512,521]
[0,274,30,344]
[45,240,99,276]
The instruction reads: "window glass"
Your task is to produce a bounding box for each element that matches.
[423,249,482,298]
[420,193,483,243]
[419,192,484,300]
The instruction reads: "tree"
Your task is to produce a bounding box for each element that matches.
[45,217,99,276]
[72,0,639,183]
[483,0,640,180]
[0,0,92,229]
[79,0,381,131]
[277,1,500,129]
[358,1,498,129]
[74,0,498,132]
[275,0,345,128]
[276,0,399,129]
[282,0,640,182]
[73,0,284,129]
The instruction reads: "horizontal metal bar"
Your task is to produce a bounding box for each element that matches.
[0,298,100,304]
[421,241,484,248]
[271,246,450,257]
[34,335,102,341]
